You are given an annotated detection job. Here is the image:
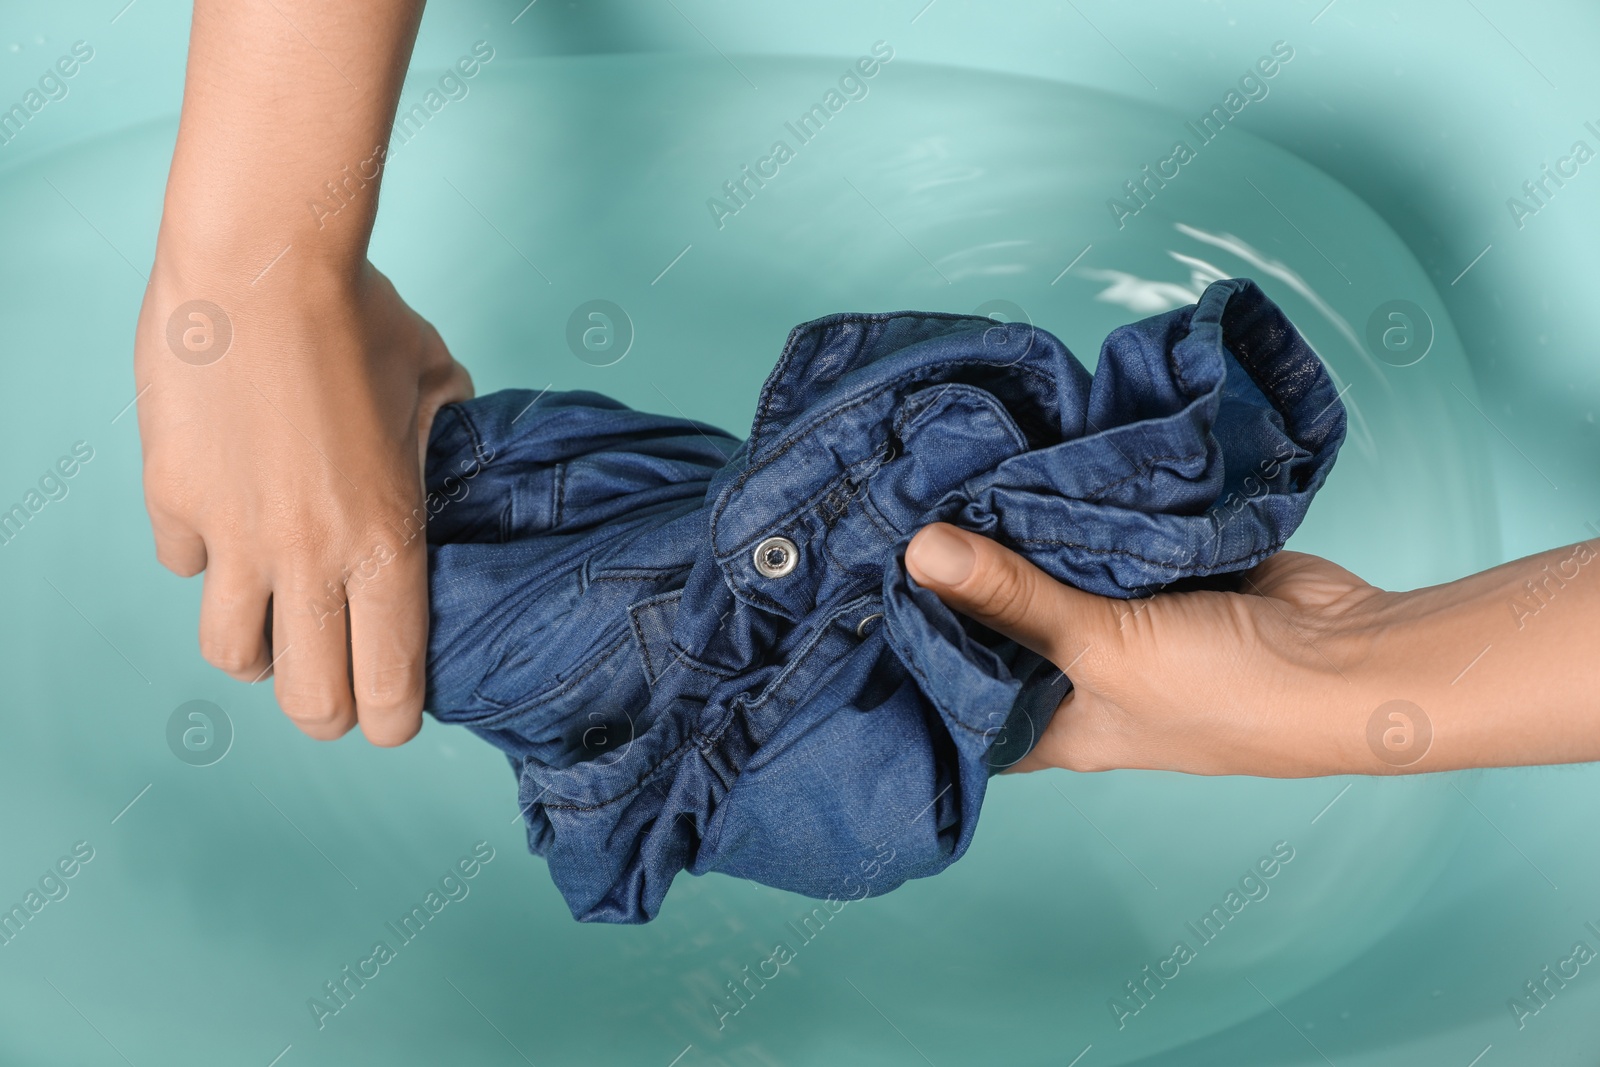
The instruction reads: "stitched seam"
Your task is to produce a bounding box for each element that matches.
[734,357,1055,519]
[437,404,503,539]
[897,639,997,738]
[1014,536,1282,571]
[1165,315,1198,398]
[1078,448,1207,502]
[823,526,872,575]
[552,461,566,529]
[709,385,1044,612]
[719,444,898,561]
[659,650,740,680]
[588,567,692,582]
[627,595,679,685]
[446,403,490,470]
[893,383,1029,456]
[635,615,659,684]
[748,313,998,447]
[716,357,1056,616]
[854,491,904,544]
[738,593,877,716]
[748,323,815,448]
[541,734,696,811]
[716,356,1056,553]
[540,593,876,814]
[949,713,1004,737]
[471,631,632,714]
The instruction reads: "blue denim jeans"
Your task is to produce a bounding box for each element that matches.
[424,278,1347,923]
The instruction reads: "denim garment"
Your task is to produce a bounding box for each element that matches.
[424,278,1347,924]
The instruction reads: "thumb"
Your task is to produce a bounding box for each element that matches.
[904,523,1119,670]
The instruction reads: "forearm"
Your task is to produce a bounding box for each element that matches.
[1340,538,1600,772]
[907,521,1599,780]
[160,0,425,275]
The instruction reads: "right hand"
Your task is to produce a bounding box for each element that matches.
[904,523,1384,777]
[907,521,1600,777]
[135,256,473,745]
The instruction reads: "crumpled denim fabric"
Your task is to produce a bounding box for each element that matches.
[423,278,1347,924]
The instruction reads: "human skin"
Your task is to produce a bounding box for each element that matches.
[134,0,466,745]
[904,523,1600,776]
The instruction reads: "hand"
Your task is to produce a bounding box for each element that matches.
[135,257,472,745]
[905,523,1392,777]
[908,523,1600,775]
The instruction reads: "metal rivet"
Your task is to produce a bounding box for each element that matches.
[753,536,799,578]
[855,612,884,638]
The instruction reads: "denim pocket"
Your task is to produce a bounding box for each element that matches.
[465,567,645,730]
[627,588,684,687]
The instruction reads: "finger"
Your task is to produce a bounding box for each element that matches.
[346,532,427,747]
[415,357,475,470]
[149,508,207,577]
[198,561,272,682]
[271,575,358,741]
[905,523,1120,669]
[418,356,476,433]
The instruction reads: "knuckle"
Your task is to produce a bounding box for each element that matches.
[1060,743,1114,773]
[361,716,421,748]
[298,718,355,742]
[1104,596,1157,654]
[157,550,203,578]
[1057,718,1118,773]
[359,662,423,714]
[276,521,339,561]
[142,459,190,502]
[351,481,425,531]
[199,637,258,677]
[275,683,353,731]
[966,556,1036,629]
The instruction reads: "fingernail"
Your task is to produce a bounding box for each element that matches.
[909,525,975,586]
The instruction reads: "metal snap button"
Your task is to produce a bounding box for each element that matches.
[753,536,799,578]
[855,612,884,638]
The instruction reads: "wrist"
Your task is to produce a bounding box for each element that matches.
[150,215,372,303]
[136,250,381,387]
[156,150,386,284]
[1318,589,1452,774]
[1325,558,1565,774]
[1228,584,1449,777]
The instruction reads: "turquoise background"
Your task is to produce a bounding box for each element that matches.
[0,1,1596,1064]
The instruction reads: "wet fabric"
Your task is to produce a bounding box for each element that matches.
[422,278,1347,924]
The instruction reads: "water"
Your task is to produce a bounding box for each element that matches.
[0,50,1575,1066]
